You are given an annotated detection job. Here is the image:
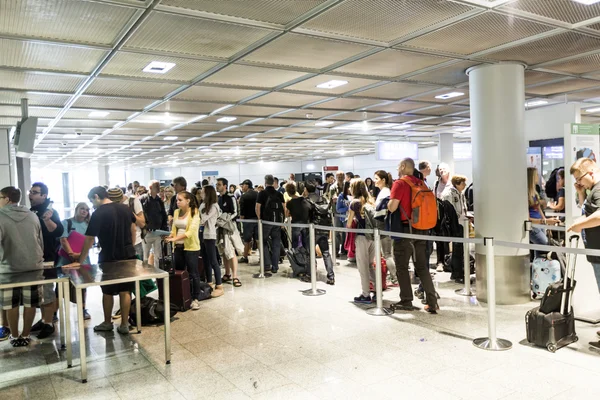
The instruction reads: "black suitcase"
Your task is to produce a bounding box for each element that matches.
[525,236,579,352]
[286,247,308,277]
[157,240,192,311]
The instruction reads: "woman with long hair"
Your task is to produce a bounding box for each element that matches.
[163,186,175,211]
[527,168,559,258]
[373,170,397,286]
[199,185,224,298]
[337,181,351,260]
[365,177,375,197]
[165,191,203,309]
[347,178,376,304]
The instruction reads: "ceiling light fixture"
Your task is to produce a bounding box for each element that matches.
[525,100,548,107]
[88,111,110,118]
[586,107,600,113]
[421,141,436,145]
[435,92,464,100]
[248,138,257,141]
[217,116,237,123]
[316,80,348,89]
[143,61,176,74]
[201,148,211,152]
[315,121,334,127]
[163,136,178,141]
[454,127,471,132]
[572,0,600,5]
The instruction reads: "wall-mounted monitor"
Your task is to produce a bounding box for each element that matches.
[543,146,564,159]
[375,141,418,161]
[453,142,472,160]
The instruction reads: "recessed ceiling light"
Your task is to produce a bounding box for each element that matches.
[315,121,334,127]
[63,134,78,139]
[421,141,436,145]
[248,138,257,141]
[217,116,237,123]
[586,107,600,113]
[435,92,464,100]
[88,111,110,118]
[163,136,178,141]
[572,0,600,5]
[131,148,142,151]
[143,61,176,74]
[201,148,212,152]
[525,100,548,107]
[316,80,348,89]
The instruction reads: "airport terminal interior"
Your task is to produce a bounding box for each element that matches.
[2,0,600,399]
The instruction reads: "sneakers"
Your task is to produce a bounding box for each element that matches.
[326,278,335,285]
[94,321,113,332]
[10,335,30,347]
[353,294,373,304]
[414,288,425,300]
[83,309,92,320]
[0,326,10,341]
[347,258,356,264]
[211,285,224,298]
[30,319,44,332]
[191,300,201,310]
[271,267,278,273]
[36,323,55,339]
[116,325,130,335]
[393,302,420,311]
[239,256,249,264]
[436,263,444,272]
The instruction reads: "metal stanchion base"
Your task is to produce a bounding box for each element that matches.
[301,288,326,296]
[366,306,394,316]
[455,287,476,296]
[253,272,272,279]
[472,337,512,351]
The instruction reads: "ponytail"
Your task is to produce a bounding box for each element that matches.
[386,172,393,188]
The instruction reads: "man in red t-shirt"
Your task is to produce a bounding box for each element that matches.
[388,158,439,314]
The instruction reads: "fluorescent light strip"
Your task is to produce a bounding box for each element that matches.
[316,80,348,89]
[572,0,600,4]
[525,100,548,107]
[586,107,600,113]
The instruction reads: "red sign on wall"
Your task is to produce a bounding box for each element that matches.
[323,166,338,171]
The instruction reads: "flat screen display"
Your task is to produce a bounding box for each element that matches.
[543,146,564,159]
[375,141,418,161]
[453,142,472,160]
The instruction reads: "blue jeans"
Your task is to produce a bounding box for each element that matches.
[203,239,221,285]
[529,227,548,259]
[592,263,600,293]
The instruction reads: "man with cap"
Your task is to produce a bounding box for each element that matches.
[78,187,137,334]
[239,179,257,263]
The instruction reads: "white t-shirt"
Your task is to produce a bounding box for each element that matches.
[375,187,391,208]
[173,214,188,245]
[123,196,144,245]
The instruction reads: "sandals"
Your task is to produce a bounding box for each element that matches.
[233,278,242,287]
[222,274,232,283]
[10,335,31,347]
[424,304,440,314]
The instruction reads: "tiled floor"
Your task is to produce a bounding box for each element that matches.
[2,253,600,399]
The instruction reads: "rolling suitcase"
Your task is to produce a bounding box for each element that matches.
[286,247,308,277]
[525,236,579,353]
[157,241,192,311]
[531,257,562,299]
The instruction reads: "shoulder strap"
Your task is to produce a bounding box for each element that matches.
[67,218,73,232]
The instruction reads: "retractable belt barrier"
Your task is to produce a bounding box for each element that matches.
[529,223,566,232]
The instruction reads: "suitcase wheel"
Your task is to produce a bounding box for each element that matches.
[574,336,579,343]
[547,343,557,353]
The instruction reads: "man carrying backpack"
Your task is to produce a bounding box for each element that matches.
[388,158,439,314]
[306,182,335,285]
[256,175,285,273]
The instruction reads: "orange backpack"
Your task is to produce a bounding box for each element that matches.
[400,177,438,230]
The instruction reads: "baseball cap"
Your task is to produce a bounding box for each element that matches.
[241,179,253,187]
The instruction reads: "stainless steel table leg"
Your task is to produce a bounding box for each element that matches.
[135,280,141,334]
[57,281,65,349]
[64,281,72,368]
[163,276,171,365]
[76,288,87,383]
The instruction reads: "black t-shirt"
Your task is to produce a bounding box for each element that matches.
[86,202,136,263]
[239,189,258,219]
[256,186,284,221]
[31,201,64,262]
[286,197,311,223]
[218,193,238,219]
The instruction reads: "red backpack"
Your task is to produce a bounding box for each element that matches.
[400,177,438,231]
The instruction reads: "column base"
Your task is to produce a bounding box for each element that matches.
[476,254,530,305]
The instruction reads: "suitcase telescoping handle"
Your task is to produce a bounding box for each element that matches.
[561,235,580,314]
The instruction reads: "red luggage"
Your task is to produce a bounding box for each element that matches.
[370,257,388,291]
[158,270,191,311]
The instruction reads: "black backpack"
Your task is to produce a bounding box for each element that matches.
[308,196,332,228]
[544,167,563,200]
[434,199,461,238]
[465,183,474,212]
[263,190,284,223]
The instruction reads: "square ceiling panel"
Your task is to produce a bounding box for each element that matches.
[124,11,275,58]
[525,70,568,85]
[242,33,372,70]
[546,53,600,75]
[0,0,137,45]
[405,61,479,85]
[248,92,329,107]
[300,0,475,43]
[73,96,153,111]
[334,49,451,78]
[484,32,600,66]
[101,51,221,83]
[403,12,553,56]
[351,82,439,100]
[203,64,307,89]
[284,74,379,94]
[527,78,600,96]
[175,85,262,103]
[0,39,108,73]
[85,78,181,98]
[160,0,327,26]
[499,0,600,24]
[0,70,84,93]
[311,97,384,110]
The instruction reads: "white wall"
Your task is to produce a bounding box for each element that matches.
[0,129,13,189]
[525,102,581,142]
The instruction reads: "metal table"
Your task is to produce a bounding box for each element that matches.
[60,260,171,383]
[0,267,72,366]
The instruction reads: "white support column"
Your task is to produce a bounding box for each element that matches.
[438,132,454,172]
[469,63,530,305]
[98,165,109,187]
[0,129,13,189]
